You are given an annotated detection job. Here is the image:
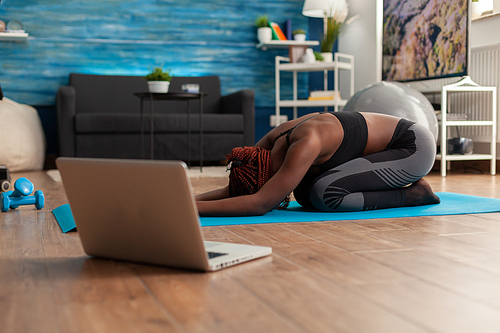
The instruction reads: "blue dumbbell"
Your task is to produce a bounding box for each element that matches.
[0,177,44,212]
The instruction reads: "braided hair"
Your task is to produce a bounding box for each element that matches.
[226,146,290,209]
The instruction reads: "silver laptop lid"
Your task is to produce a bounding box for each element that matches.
[56,157,210,271]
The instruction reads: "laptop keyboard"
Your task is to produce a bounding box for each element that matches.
[207,251,228,259]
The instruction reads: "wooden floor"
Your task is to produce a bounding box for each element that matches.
[2,168,500,332]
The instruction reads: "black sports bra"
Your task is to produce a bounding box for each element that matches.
[274,111,368,172]
[273,113,324,147]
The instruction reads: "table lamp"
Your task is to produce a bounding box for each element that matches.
[302,0,347,33]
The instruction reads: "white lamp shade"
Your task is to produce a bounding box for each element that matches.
[302,0,347,18]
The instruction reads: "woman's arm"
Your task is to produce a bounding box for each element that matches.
[196,134,321,216]
[196,193,271,216]
[195,186,230,201]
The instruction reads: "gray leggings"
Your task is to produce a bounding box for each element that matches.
[305,122,436,211]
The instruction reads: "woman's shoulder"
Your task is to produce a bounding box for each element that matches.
[291,114,341,147]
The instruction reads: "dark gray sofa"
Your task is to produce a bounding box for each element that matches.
[56,73,255,162]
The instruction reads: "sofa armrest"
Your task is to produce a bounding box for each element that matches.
[221,90,255,146]
[56,86,76,157]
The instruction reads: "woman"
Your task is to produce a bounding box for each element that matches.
[196,111,440,216]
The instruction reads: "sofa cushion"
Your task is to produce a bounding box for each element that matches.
[75,133,245,161]
[75,113,244,133]
[70,74,223,115]
[71,74,147,115]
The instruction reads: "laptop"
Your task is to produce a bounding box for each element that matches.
[56,157,272,271]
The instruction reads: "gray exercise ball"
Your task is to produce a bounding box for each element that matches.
[343,81,438,141]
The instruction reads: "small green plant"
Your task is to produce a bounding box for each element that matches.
[293,28,306,35]
[320,17,344,53]
[314,51,324,61]
[255,15,269,28]
[144,66,172,81]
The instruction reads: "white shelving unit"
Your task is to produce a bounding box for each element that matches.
[438,76,497,176]
[275,52,354,124]
[0,32,29,41]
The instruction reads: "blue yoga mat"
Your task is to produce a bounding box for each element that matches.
[199,192,500,227]
[53,192,500,233]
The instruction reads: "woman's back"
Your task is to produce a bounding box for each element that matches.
[260,111,401,171]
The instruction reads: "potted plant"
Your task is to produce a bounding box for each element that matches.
[320,4,348,62]
[320,17,344,62]
[144,66,172,93]
[314,51,324,61]
[293,28,306,42]
[255,15,272,43]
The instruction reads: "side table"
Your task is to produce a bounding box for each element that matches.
[134,92,205,171]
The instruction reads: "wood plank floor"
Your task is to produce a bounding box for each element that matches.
[2,168,500,332]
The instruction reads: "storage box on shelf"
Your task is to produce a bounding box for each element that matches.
[437,77,497,177]
[275,52,354,125]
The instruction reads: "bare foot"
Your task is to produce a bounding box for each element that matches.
[404,178,441,206]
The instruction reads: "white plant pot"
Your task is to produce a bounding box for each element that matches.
[321,52,333,62]
[147,81,170,93]
[293,34,306,42]
[257,27,272,43]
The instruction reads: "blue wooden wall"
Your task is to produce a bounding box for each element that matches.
[0,0,309,108]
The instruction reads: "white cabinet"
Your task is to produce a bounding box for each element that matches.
[274,52,354,125]
[438,77,497,176]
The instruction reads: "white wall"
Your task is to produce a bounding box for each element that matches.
[471,13,500,47]
[338,0,382,93]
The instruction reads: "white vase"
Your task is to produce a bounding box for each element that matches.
[321,52,333,62]
[257,27,272,43]
[293,34,306,42]
[147,81,170,93]
[303,48,316,63]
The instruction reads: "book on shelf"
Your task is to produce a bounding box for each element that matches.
[284,19,292,40]
[269,22,287,41]
[308,90,340,101]
[310,90,335,97]
[308,96,335,101]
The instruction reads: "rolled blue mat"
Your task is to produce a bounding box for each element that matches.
[52,204,76,233]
